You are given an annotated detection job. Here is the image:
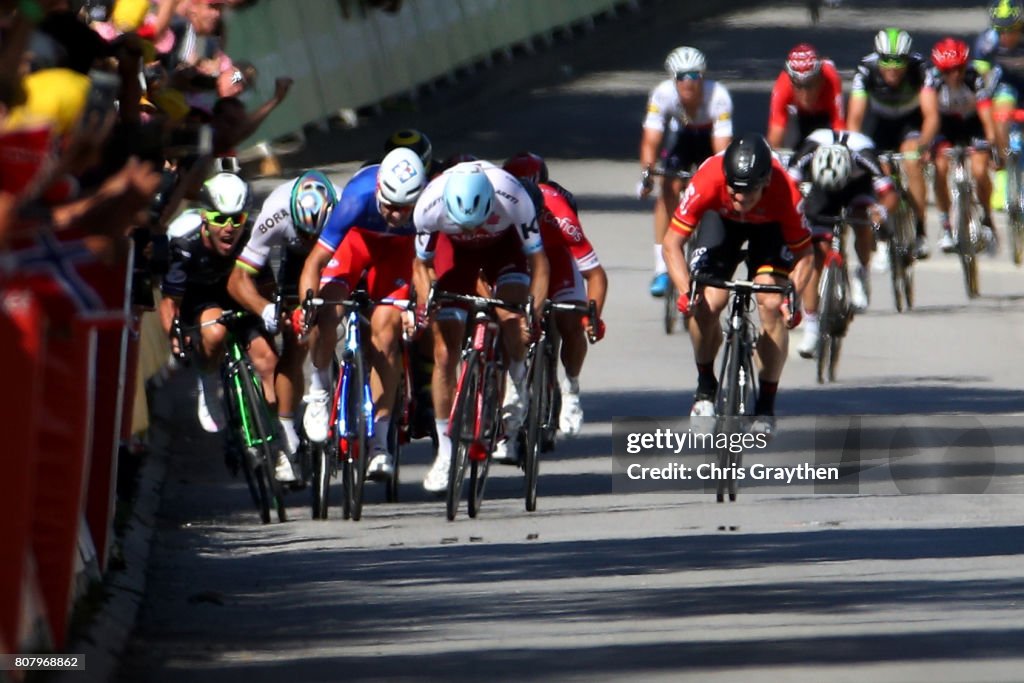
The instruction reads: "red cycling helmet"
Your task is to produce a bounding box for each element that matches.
[502,151,549,184]
[932,37,969,71]
[785,43,823,85]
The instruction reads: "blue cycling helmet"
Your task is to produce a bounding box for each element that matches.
[289,170,338,237]
[443,166,494,228]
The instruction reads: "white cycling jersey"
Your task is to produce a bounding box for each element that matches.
[236,177,344,272]
[413,160,542,259]
[642,78,734,138]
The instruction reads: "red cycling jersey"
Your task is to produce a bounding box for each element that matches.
[669,154,812,252]
[767,60,844,131]
[537,183,600,271]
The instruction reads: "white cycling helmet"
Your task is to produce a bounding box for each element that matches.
[377,147,426,206]
[199,172,251,215]
[443,166,494,228]
[811,144,852,191]
[664,46,706,76]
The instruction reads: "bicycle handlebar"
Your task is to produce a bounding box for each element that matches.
[303,288,413,312]
[541,299,601,344]
[426,284,529,317]
[691,271,793,295]
[169,310,250,364]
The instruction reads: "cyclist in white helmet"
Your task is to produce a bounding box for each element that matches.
[297,148,426,479]
[787,129,899,354]
[639,45,733,299]
[411,161,548,493]
[227,170,342,479]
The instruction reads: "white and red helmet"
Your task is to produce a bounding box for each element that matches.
[931,37,969,72]
[785,43,823,85]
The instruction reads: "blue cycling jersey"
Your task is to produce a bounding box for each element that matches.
[317,164,418,253]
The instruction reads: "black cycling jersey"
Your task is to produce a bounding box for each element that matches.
[851,52,930,118]
[162,221,249,299]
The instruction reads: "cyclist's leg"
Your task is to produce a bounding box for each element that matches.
[364,233,414,463]
[273,253,310,444]
[687,213,737,402]
[552,265,588,435]
[189,295,229,432]
[933,138,953,227]
[896,112,927,241]
[749,225,799,416]
[845,182,879,270]
[969,131,995,229]
[423,236,472,490]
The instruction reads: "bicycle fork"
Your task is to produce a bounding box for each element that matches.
[336,312,374,458]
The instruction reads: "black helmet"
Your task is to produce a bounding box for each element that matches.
[724,133,773,190]
[384,128,432,169]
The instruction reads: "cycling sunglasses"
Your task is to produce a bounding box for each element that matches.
[380,200,414,216]
[205,210,248,227]
[878,56,909,69]
[675,70,703,81]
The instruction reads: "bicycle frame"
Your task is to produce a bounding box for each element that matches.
[878,151,916,312]
[427,286,527,520]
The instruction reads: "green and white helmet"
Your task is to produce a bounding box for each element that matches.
[874,28,912,59]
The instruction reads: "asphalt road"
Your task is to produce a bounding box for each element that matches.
[118,2,1024,682]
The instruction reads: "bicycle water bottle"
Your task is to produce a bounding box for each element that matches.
[1010,126,1023,156]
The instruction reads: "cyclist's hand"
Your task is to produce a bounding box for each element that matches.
[290,307,306,337]
[780,300,802,329]
[582,315,606,342]
[260,302,279,334]
[414,304,430,331]
[637,168,654,199]
[676,292,694,316]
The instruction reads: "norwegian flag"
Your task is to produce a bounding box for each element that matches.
[0,227,130,326]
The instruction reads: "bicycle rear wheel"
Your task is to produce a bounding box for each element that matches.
[889,198,916,313]
[447,350,480,521]
[235,360,277,524]
[1008,164,1024,265]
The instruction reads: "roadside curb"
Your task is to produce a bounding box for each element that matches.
[52,448,166,683]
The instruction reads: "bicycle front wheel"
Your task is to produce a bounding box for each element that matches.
[447,350,480,521]
[664,282,680,334]
[523,342,548,512]
[349,355,370,522]
[468,360,502,518]
[310,442,330,520]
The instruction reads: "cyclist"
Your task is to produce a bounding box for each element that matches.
[297,147,425,479]
[974,0,1024,160]
[927,37,999,253]
[847,28,940,259]
[502,152,608,442]
[787,130,898,354]
[159,173,295,482]
[638,46,733,299]
[226,170,342,475]
[412,161,548,493]
[662,133,813,434]
[767,43,845,149]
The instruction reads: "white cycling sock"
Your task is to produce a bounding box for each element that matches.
[309,367,330,394]
[653,244,667,274]
[564,375,580,394]
[278,416,300,454]
[435,418,451,465]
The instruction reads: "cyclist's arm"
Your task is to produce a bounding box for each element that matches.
[639,126,663,171]
[788,245,814,300]
[979,101,1000,157]
[412,255,435,313]
[299,243,333,303]
[527,250,549,323]
[158,294,180,338]
[227,264,270,315]
[710,83,734,153]
[767,74,791,149]
[581,264,608,318]
[662,226,691,297]
[846,92,868,132]
[918,86,940,150]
